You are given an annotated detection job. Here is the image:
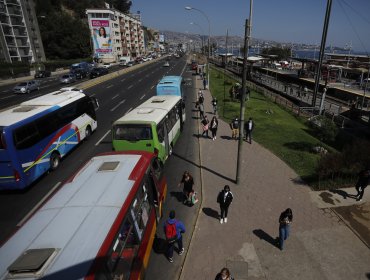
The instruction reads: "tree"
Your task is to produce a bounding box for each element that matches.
[261,46,291,60]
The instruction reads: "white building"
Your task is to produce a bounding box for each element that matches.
[86,8,145,63]
[0,0,45,63]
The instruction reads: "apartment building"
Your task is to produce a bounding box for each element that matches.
[0,0,45,63]
[86,8,145,63]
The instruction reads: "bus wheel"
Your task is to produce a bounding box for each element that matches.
[50,152,60,171]
[85,126,92,140]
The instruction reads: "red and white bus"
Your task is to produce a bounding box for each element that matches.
[0,151,167,280]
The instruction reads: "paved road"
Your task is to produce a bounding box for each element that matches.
[0,56,188,244]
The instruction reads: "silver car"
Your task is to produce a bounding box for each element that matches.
[13,80,40,94]
[60,74,76,84]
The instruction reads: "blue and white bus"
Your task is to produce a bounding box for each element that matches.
[156,76,184,98]
[0,89,99,190]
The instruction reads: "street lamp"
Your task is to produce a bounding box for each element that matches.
[190,22,204,54]
[185,6,211,89]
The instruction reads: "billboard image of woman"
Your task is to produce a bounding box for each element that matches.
[91,19,112,54]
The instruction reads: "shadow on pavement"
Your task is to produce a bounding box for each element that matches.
[152,234,167,255]
[170,191,184,203]
[172,153,235,183]
[220,135,235,141]
[202,207,219,220]
[329,189,357,199]
[253,229,278,248]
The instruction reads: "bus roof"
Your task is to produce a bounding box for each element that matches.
[0,90,87,127]
[158,75,182,85]
[114,95,181,125]
[0,152,152,279]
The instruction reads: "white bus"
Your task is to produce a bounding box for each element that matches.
[112,95,185,164]
[0,151,167,280]
[0,89,98,190]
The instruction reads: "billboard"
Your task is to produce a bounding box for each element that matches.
[90,19,112,54]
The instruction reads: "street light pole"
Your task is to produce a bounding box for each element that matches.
[185,6,211,89]
[190,22,205,55]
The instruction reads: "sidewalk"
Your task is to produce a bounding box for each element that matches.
[180,77,370,279]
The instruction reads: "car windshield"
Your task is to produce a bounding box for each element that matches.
[62,75,70,78]
[17,83,27,86]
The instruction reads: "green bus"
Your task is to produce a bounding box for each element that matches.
[112,95,185,163]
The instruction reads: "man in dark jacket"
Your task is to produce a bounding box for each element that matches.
[163,210,186,263]
[355,169,370,202]
[244,117,254,144]
[230,117,239,140]
[217,185,234,224]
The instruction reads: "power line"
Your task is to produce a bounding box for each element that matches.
[337,0,369,55]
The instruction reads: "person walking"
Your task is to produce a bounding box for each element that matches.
[164,210,186,263]
[198,102,205,119]
[230,117,239,140]
[198,90,204,105]
[277,208,293,250]
[178,171,194,204]
[355,168,370,202]
[211,97,218,115]
[210,116,219,141]
[215,267,234,280]
[201,115,210,138]
[203,77,207,90]
[244,117,254,144]
[217,185,233,224]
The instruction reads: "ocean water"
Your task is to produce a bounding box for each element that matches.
[216,47,368,60]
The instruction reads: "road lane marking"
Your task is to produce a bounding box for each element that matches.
[95,130,111,146]
[17,182,61,227]
[140,94,145,100]
[121,78,126,82]
[138,79,142,82]
[0,95,14,100]
[110,99,126,112]
[145,74,150,78]
[127,85,133,89]
[112,94,119,99]
[106,84,114,89]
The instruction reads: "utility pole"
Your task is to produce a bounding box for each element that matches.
[236,18,250,184]
[312,0,332,108]
[223,29,229,117]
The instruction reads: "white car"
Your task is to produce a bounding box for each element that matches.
[163,61,170,67]
[102,63,112,69]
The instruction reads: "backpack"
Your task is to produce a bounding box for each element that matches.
[165,221,177,243]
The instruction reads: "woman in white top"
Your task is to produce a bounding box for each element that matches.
[94,27,111,49]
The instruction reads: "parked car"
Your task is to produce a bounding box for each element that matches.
[34,70,51,79]
[60,74,76,84]
[72,68,88,79]
[163,61,170,67]
[13,80,40,94]
[126,61,134,67]
[90,67,108,79]
[102,63,112,69]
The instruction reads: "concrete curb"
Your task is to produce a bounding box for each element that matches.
[178,71,205,280]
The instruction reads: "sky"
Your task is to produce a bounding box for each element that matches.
[131,0,370,53]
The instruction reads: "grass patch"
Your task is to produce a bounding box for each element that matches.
[209,67,336,185]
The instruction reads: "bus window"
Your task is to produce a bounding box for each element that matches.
[107,218,139,280]
[114,124,152,141]
[157,121,165,143]
[13,122,41,150]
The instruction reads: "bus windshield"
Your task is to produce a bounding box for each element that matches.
[114,124,152,141]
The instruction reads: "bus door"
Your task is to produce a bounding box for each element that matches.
[0,128,17,187]
[163,119,170,157]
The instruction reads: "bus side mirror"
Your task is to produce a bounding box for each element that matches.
[182,101,185,109]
